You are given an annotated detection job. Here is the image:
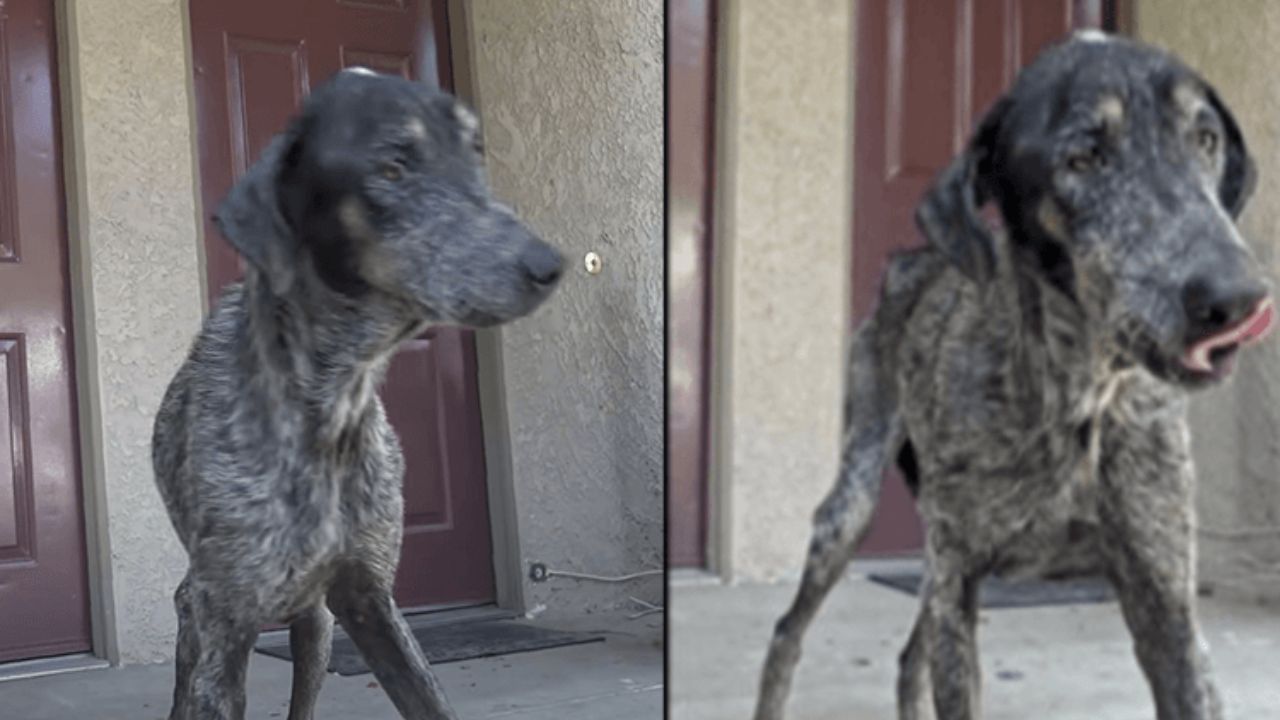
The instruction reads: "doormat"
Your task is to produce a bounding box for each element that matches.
[256,619,605,676]
[868,571,1115,609]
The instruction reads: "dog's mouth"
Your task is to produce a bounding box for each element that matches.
[1178,297,1274,381]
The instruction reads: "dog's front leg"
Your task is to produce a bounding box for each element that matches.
[924,561,981,720]
[1098,404,1222,720]
[183,592,259,720]
[329,582,458,720]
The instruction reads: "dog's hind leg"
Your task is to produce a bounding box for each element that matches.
[329,579,458,720]
[753,322,904,720]
[286,604,334,720]
[168,574,197,720]
[897,586,935,720]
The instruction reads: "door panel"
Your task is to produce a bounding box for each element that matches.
[189,0,495,610]
[0,0,92,662]
[853,0,1106,555]
[668,0,717,569]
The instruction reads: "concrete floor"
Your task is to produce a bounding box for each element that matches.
[0,614,662,720]
[671,564,1280,719]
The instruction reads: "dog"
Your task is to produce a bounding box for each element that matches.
[151,68,562,720]
[753,32,1273,720]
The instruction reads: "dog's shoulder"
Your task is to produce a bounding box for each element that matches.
[868,246,954,338]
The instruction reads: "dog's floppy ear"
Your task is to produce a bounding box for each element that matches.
[1204,85,1255,218]
[213,128,304,296]
[914,98,1009,284]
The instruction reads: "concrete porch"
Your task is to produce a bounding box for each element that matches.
[0,614,662,720]
[671,563,1280,719]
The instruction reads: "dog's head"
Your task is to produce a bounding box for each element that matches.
[916,31,1272,388]
[214,68,562,328]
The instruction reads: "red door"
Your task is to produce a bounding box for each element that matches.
[189,0,496,611]
[0,0,92,661]
[668,0,717,569]
[854,0,1111,555]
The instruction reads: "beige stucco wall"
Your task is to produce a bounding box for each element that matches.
[61,0,202,663]
[714,1,855,582]
[464,1,664,614]
[1137,2,1280,601]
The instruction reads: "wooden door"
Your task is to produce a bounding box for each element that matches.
[189,0,496,611]
[853,0,1111,555]
[0,0,92,661]
[668,0,717,569]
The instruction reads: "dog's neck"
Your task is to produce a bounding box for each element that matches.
[1005,261,1127,398]
[241,269,422,446]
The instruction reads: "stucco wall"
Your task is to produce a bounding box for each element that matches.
[465,1,664,614]
[62,0,202,663]
[714,2,855,582]
[1137,2,1280,601]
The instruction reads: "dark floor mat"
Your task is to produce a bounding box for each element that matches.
[869,571,1115,609]
[256,619,605,676]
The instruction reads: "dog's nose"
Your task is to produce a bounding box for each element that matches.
[1181,274,1269,342]
[519,241,563,288]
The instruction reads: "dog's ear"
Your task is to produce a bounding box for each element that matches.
[213,128,304,296]
[1204,85,1255,218]
[914,98,1009,284]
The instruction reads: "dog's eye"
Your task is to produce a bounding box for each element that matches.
[381,160,405,182]
[1197,128,1220,155]
[1067,147,1106,173]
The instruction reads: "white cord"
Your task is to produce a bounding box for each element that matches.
[545,568,663,583]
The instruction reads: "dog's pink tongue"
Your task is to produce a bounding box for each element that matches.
[1181,298,1275,373]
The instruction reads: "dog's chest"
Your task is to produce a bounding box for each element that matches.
[977,374,1132,577]
[264,437,402,621]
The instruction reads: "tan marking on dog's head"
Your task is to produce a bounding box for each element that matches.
[1073,29,1111,44]
[453,103,479,134]
[1037,198,1070,242]
[1096,95,1125,128]
[1172,79,1208,121]
[341,196,405,291]
[453,103,482,153]
[339,196,376,243]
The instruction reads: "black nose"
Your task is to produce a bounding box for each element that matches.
[1181,274,1269,341]
[520,241,563,288]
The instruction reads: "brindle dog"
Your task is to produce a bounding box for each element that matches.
[754,32,1273,720]
[152,68,562,720]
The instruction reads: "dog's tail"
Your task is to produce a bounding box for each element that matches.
[753,252,932,720]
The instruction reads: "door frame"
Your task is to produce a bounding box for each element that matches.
[668,0,719,572]
[50,0,528,666]
[702,0,733,580]
[54,0,122,665]
[446,0,526,615]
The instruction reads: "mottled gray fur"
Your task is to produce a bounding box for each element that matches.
[754,33,1272,720]
[152,69,562,720]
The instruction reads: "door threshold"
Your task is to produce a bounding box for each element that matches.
[850,555,924,578]
[0,653,109,683]
[401,603,517,628]
[258,603,516,648]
